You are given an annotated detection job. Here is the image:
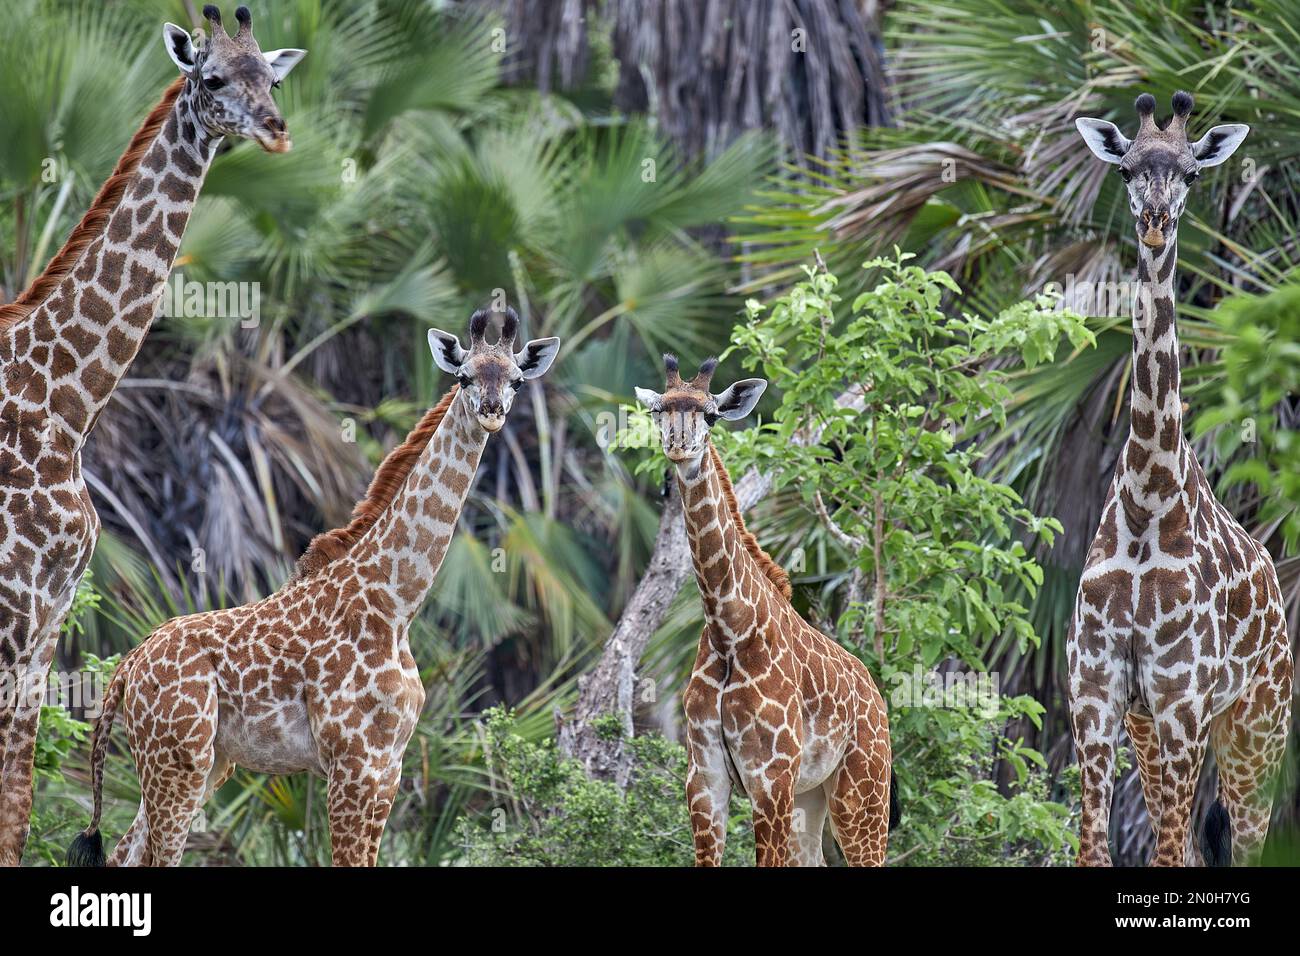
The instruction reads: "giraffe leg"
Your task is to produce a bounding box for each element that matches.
[1148,693,1213,867]
[1125,712,1163,838]
[682,635,732,866]
[122,664,219,867]
[326,758,402,867]
[825,720,891,867]
[1068,609,1127,866]
[790,788,829,866]
[108,808,151,867]
[0,618,63,866]
[108,760,232,867]
[751,769,798,868]
[1210,634,1292,866]
[141,756,213,868]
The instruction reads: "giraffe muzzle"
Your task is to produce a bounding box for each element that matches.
[1139,208,1169,247]
[255,116,292,153]
[477,411,505,432]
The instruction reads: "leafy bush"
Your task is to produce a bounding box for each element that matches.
[726,255,1087,864]
[455,708,755,866]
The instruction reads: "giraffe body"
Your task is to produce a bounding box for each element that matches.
[637,357,894,867]
[1071,93,1292,866]
[68,310,559,866]
[0,5,306,865]
[682,446,893,867]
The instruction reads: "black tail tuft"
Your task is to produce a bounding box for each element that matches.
[65,829,105,867]
[888,769,901,831]
[1200,800,1232,867]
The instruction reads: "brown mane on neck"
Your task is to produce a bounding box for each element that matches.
[0,77,186,328]
[292,386,460,580]
[707,440,792,600]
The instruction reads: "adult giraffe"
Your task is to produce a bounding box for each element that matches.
[0,5,305,866]
[66,309,560,866]
[636,355,896,866]
[1071,92,1292,866]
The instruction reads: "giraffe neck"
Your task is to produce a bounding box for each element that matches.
[1117,234,1188,508]
[676,440,766,642]
[349,389,488,624]
[2,80,218,446]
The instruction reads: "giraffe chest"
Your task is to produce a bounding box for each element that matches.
[716,642,855,794]
[0,436,97,606]
[1080,484,1275,715]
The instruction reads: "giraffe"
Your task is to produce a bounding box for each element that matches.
[0,5,306,866]
[635,355,897,866]
[65,309,560,866]
[1070,92,1292,866]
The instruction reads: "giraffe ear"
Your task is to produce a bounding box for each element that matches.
[515,337,561,380]
[713,378,767,421]
[1191,124,1249,168]
[263,48,308,83]
[1075,118,1131,164]
[634,387,662,411]
[428,328,466,375]
[163,23,197,74]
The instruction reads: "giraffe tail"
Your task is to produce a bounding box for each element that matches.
[888,769,901,831]
[65,656,130,867]
[1200,799,1232,867]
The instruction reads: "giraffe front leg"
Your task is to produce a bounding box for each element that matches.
[0,624,62,866]
[1125,712,1163,838]
[326,758,402,867]
[684,744,732,867]
[1148,690,1212,867]
[683,633,732,866]
[1067,610,1127,867]
[751,769,798,867]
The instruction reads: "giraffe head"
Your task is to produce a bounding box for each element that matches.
[1076,92,1248,249]
[427,308,561,433]
[162,5,306,153]
[635,354,766,470]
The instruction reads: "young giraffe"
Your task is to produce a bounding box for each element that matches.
[0,5,305,866]
[1071,92,1292,866]
[66,310,560,866]
[636,356,896,866]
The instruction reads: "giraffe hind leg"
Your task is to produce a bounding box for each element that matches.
[1209,634,1293,867]
[125,667,220,867]
[790,787,829,866]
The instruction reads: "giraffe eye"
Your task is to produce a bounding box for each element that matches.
[457,374,472,388]
[510,379,523,391]
[1184,170,1199,185]
[203,75,225,91]
[1119,167,1133,183]
[704,412,719,427]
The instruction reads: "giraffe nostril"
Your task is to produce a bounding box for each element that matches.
[263,114,286,134]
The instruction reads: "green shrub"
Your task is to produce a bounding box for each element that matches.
[455,709,755,866]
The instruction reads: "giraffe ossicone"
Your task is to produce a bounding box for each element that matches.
[0,4,305,867]
[1069,92,1291,867]
[637,354,897,866]
[66,308,559,866]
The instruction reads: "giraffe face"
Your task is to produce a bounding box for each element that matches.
[636,355,766,469]
[428,310,560,432]
[163,6,306,153]
[1076,92,1248,249]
